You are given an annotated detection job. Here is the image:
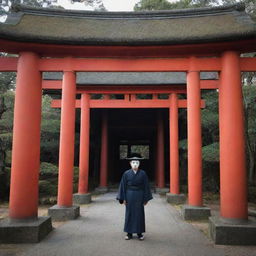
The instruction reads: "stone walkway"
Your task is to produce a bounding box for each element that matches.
[0,192,255,256]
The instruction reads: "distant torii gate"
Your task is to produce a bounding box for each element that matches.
[50,86,206,199]
[45,79,217,190]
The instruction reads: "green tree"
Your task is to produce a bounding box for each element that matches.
[71,0,106,11]
[222,0,256,19]
[243,83,256,184]
[0,0,106,15]
[0,0,56,14]
[41,94,61,164]
[201,90,219,145]
[134,0,176,11]
[134,0,255,13]
[134,0,217,11]
[0,68,15,200]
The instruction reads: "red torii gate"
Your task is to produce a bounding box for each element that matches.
[0,3,255,245]
[47,80,211,195]
[50,87,206,193]
[1,50,256,244]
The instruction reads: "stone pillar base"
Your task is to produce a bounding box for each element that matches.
[73,193,92,204]
[209,216,256,245]
[155,187,169,195]
[95,186,108,194]
[181,205,211,220]
[0,216,52,243]
[48,205,80,221]
[166,193,186,204]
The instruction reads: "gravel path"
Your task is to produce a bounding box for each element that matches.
[0,192,255,256]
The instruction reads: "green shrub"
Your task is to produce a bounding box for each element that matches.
[40,162,58,177]
[5,150,11,166]
[39,196,57,205]
[0,133,12,150]
[39,180,57,196]
[202,142,219,162]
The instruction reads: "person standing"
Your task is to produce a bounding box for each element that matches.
[116,153,153,240]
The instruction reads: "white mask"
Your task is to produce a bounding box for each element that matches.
[130,160,140,170]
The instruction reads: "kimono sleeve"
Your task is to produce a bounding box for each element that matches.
[116,172,127,204]
[143,172,153,202]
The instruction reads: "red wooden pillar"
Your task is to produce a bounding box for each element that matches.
[156,111,165,188]
[9,52,42,219]
[219,51,248,220]
[57,71,76,207]
[99,110,108,188]
[78,93,90,194]
[170,93,179,194]
[187,65,203,207]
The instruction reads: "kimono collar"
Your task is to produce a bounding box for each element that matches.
[131,168,140,173]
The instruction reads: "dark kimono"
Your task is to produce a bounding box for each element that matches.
[116,169,153,234]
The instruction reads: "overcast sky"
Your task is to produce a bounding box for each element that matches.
[103,0,140,11]
[55,0,146,11]
[55,0,225,11]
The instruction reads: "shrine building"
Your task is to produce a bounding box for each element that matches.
[0,3,255,245]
